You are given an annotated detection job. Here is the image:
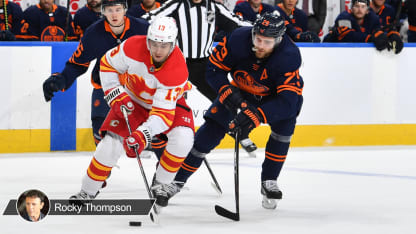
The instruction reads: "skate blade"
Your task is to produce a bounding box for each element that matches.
[262,196,277,209]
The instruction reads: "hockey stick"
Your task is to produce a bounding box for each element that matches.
[3,0,8,31]
[204,158,223,195]
[64,0,71,41]
[122,107,158,223]
[214,129,240,221]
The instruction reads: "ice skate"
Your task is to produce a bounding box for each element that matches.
[261,180,282,209]
[240,138,257,157]
[69,190,97,206]
[151,180,184,208]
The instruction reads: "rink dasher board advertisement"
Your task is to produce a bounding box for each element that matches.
[1,42,416,153]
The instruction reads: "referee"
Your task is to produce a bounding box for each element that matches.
[142,0,258,153]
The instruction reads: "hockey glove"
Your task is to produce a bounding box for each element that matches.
[388,32,403,54]
[229,103,264,136]
[123,127,152,158]
[0,30,16,41]
[296,31,321,42]
[43,73,66,101]
[370,31,390,51]
[218,84,245,112]
[104,86,134,119]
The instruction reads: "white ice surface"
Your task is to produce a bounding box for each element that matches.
[1,146,416,234]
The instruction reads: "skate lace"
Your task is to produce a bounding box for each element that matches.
[263,180,280,192]
[164,182,183,197]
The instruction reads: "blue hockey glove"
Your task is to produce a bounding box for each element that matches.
[43,73,66,101]
[370,31,390,51]
[218,84,245,112]
[388,32,403,54]
[229,103,264,135]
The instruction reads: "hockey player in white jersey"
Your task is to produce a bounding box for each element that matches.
[70,16,195,209]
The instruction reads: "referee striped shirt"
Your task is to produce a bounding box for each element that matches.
[143,0,251,59]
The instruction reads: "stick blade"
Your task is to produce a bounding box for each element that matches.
[214,205,240,221]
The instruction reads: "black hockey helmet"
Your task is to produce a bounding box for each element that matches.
[102,0,127,9]
[252,11,286,46]
[352,0,370,7]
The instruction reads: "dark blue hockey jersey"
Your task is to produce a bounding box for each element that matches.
[327,10,381,42]
[371,4,395,28]
[207,27,303,122]
[22,4,77,41]
[73,4,101,39]
[275,3,308,32]
[233,1,275,23]
[61,16,149,89]
[0,0,26,38]
[127,2,161,18]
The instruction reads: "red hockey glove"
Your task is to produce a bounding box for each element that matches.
[123,127,152,158]
[218,84,245,112]
[104,86,134,118]
[229,103,265,135]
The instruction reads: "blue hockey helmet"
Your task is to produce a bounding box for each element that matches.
[252,11,286,46]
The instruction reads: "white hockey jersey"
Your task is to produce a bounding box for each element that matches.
[100,35,191,136]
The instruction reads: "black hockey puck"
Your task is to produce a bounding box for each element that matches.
[129,221,142,226]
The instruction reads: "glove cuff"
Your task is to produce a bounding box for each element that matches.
[136,126,152,150]
[104,86,125,106]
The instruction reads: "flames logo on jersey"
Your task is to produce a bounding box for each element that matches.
[233,70,270,96]
[125,73,156,104]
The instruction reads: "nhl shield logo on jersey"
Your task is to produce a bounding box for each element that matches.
[41,26,66,41]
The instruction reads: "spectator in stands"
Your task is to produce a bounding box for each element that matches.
[323,0,403,54]
[73,0,102,39]
[275,0,321,41]
[127,0,160,18]
[233,0,275,23]
[22,0,77,41]
[0,0,26,41]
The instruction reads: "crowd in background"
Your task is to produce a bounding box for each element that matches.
[0,0,414,48]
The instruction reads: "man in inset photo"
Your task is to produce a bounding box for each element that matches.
[18,190,48,222]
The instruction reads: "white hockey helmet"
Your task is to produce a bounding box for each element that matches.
[147,16,178,54]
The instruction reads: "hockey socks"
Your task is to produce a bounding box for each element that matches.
[261,133,290,181]
[174,148,205,183]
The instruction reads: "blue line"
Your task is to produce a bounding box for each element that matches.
[50,43,78,151]
[211,162,416,180]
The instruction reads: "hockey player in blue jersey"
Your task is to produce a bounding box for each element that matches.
[0,0,25,41]
[323,0,402,54]
[161,12,304,209]
[42,0,149,146]
[275,0,320,42]
[73,0,102,39]
[127,0,160,18]
[233,0,276,23]
[22,0,77,41]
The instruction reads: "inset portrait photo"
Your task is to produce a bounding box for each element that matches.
[17,189,50,222]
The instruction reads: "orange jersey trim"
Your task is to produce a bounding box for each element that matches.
[100,55,118,73]
[149,107,175,127]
